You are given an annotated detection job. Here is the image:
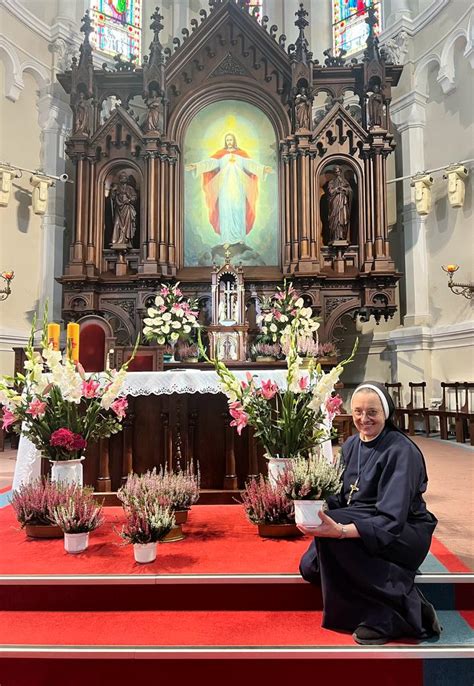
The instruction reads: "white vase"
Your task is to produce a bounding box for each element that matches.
[133,541,157,564]
[50,458,84,486]
[294,499,325,529]
[64,531,89,554]
[266,456,291,488]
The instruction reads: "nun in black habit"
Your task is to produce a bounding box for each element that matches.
[299,381,442,645]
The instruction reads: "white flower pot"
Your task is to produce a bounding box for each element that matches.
[294,499,325,528]
[64,532,89,554]
[266,456,291,488]
[133,541,157,564]
[50,458,84,486]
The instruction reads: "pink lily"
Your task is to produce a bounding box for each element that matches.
[260,379,278,400]
[26,398,47,419]
[1,408,17,430]
[111,397,128,419]
[298,376,309,391]
[160,286,170,296]
[229,408,249,435]
[82,379,100,399]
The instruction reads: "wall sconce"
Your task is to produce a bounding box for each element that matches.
[0,165,21,206]
[441,264,473,300]
[0,271,14,301]
[443,163,469,208]
[410,173,433,216]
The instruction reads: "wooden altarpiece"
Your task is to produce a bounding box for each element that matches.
[56,2,403,496]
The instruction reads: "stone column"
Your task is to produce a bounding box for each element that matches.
[386,0,412,28]
[391,91,431,328]
[37,93,72,321]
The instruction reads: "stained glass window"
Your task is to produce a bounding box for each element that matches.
[245,0,263,22]
[90,0,142,63]
[333,0,381,56]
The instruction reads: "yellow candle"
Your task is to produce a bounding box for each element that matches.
[66,322,80,362]
[47,323,60,351]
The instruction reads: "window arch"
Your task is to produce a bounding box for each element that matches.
[332,1,382,56]
[90,0,142,63]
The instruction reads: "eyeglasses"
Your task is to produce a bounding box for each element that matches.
[352,409,382,419]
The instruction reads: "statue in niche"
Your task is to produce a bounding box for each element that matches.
[73,91,90,136]
[367,83,385,128]
[110,172,138,247]
[327,166,353,243]
[142,88,162,134]
[294,86,312,131]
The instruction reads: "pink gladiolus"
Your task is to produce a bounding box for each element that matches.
[26,398,47,419]
[241,381,248,389]
[111,397,128,419]
[82,379,100,399]
[298,376,309,391]
[260,379,278,400]
[2,408,17,430]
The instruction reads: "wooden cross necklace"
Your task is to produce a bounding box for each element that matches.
[347,434,385,505]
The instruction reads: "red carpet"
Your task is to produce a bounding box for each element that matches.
[0,504,469,575]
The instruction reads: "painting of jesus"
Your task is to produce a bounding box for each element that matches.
[184,100,278,267]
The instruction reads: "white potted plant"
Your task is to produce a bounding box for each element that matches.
[279,453,343,530]
[119,502,175,564]
[52,487,103,553]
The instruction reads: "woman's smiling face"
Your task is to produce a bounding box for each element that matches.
[351,390,386,441]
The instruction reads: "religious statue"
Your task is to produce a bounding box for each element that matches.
[142,89,162,134]
[327,166,353,243]
[218,279,238,326]
[294,86,312,131]
[367,84,385,128]
[110,172,138,247]
[185,132,272,246]
[73,91,90,136]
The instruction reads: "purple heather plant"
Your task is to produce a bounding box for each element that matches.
[118,463,200,512]
[240,475,295,525]
[10,477,78,527]
[52,488,104,534]
[119,502,175,545]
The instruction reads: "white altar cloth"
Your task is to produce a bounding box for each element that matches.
[12,369,333,491]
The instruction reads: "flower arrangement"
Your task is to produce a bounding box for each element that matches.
[240,475,295,525]
[52,488,103,534]
[256,281,320,344]
[143,282,200,346]
[250,342,282,360]
[10,477,77,528]
[118,463,200,513]
[281,337,340,361]
[119,502,175,545]
[0,310,134,462]
[201,319,356,461]
[317,342,339,358]
[177,341,200,362]
[279,453,343,501]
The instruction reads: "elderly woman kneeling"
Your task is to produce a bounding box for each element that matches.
[299,381,442,645]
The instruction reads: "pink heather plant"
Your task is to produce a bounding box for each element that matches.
[118,463,200,512]
[10,477,79,527]
[52,488,104,534]
[240,475,295,525]
[119,502,175,545]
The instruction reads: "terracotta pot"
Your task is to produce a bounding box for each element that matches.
[173,509,189,525]
[25,523,63,539]
[162,524,185,543]
[257,523,302,539]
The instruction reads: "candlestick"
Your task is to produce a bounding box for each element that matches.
[66,322,80,362]
[47,323,60,351]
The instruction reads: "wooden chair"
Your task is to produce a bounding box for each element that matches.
[384,382,406,430]
[406,382,430,436]
[458,382,474,445]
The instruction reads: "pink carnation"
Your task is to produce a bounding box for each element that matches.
[50,428,87,452]
[111,397,128,419]
[1,408,17,431]
[26,398,47,419]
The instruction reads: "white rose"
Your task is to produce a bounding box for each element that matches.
[171,321,181,329]
[294,297,304,308]
[175,308,184,318]
[143,326,153,335]
[154,296,164,306]
[280,314,288,323]
[262,326,268,334]
[270,323,278,333]
[170,332,179,341]
[162,324,170,334]
[302,307,313,318]
[157,336,165,345]
[147,308,158,317]
[264,313,273,322]
[183,325,191,333]
[256,315,263,324]
[162,312,171,321]
[143,318,156,326]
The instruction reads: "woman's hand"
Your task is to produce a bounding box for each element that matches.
[298,511,360,539]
